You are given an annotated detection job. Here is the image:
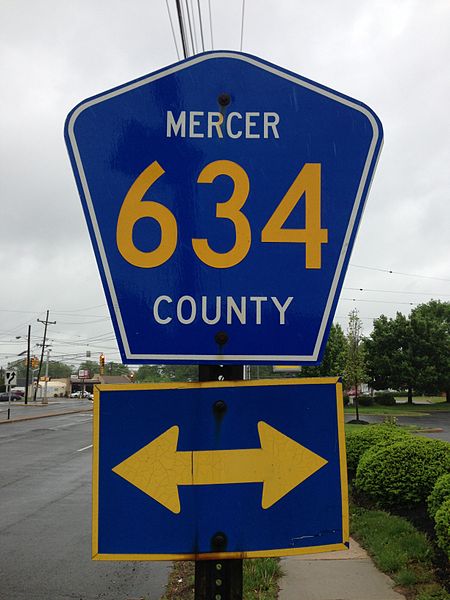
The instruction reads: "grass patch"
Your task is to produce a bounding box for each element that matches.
[161,558,282,600]
[345,405,449,417]
[350,505,450,599]
[243,558,283,600]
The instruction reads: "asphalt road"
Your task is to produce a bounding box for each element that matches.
[0,413,170,600]
[0,397,93,422]
[348,407,450,442]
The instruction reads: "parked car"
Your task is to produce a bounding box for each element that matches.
[70,391,93,399]
[0,392,23,402]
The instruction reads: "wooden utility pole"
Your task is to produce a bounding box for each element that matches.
[33,310,56,402]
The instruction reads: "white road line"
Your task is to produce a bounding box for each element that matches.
[77,444,93,452]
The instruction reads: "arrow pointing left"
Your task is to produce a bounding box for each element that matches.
[112,421,328,514]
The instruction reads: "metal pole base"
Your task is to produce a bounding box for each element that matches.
[195,559,243,600]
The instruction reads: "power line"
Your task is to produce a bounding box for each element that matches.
[344,287,450,297]
[196,0,205,52]
[175,0,189,58]
[342,298,417,306]
[208,0,214,50]
[240,0,245,51]
[350,264,450,282]
[189,0,199,53]
[183,0,195,55]
[165,0,181,60]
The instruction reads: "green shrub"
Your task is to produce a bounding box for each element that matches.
[355,437,450,508]
[345,424,411,473]
[374,393,396,406]
[343,394,350,406]
[427,473,450,519]
[434,498,450,559]
[357,394,374,406]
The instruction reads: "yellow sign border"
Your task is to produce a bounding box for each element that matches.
[92,377,348,560]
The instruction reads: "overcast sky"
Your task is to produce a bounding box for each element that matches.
[1,0,449,370]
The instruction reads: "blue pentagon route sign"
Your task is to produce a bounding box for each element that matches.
[65,51,383,364]
[92,378,348,559]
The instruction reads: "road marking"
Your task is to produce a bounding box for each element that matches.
[50,417,92,431]
[77,444,93,452]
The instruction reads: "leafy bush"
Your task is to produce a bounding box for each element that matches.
[343,394,350,406]
[434,498,450,559]
[427,473,450,519]
[357,394,374,406]
[355,437,450,508]
[345,424,411,474]
[374,393,396,406]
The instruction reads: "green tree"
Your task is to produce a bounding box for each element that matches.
[77,360,101,377]
[135,364,198,383]
[45,361,73,379]
[365,301,450,403]
[104,362,131,376]
[365,312,415,402]
[344,309,367,422]
[302,323,348,377]
[410,300,450,401]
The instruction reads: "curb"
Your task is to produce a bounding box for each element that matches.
[0,407,93,425]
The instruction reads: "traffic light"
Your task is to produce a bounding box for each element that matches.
[99,353,105,375]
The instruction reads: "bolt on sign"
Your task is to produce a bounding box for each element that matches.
[65,51,383,365]
[92,378,348,559]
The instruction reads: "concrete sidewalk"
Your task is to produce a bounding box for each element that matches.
[278,538,405,600]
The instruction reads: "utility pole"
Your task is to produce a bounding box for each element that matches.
[33,310,56,402]
[42,347,51,405]
[24,325,31,405]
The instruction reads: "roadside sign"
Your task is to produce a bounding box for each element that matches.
[66,51,383,364]
[4,370,17,387]
[92,378,348,559]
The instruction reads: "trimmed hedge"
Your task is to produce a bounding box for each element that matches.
[427,473,450,519]
[345,424,411,474]
[357,395,374,406]
[434,498,450,559]
[355,437,450,508]
[374,393,396,406]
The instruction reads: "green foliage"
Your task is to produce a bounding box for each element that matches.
[365,301,450,403]
[350,505,432,576]
[77,360,101,377]
[302,323,348,377]
[357,394,374,406]
[374,392,396,406]
[243,558,282,600]
[345,424,410,473]
[103,362,131,376]
[46,361,73,378]
[343,394,350,406]
[135,364,198,383]
[344,309,367,391]
[355,437,450,508]
[434,498,450,559]
[428,474,450,519]
[351,505,450,599]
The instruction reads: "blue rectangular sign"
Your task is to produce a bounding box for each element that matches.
[93,378,348,559]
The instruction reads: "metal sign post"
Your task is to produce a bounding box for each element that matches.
[196,364,244,600]
[5,370,17,421]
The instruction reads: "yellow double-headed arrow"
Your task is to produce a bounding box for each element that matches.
[112,422,327,514]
